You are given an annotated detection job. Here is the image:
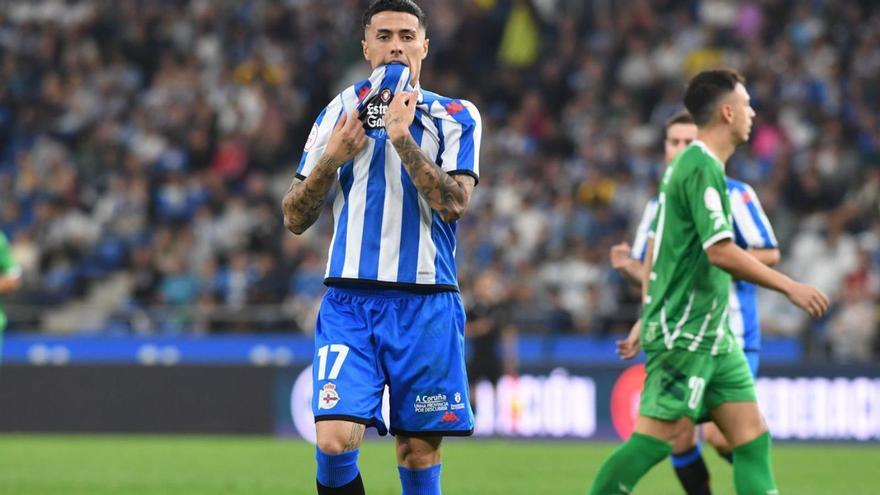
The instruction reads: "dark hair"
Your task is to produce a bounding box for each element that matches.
[664,110,695,130]
[683,69,745,126]
[362,0,427,31]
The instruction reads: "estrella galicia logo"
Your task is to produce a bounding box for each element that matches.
[359,89,394,137]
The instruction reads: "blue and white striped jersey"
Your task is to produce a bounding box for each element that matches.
[631,178,777,351]
[296,64,481,292]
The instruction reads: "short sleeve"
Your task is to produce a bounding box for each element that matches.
[434,99,481,183]
[631,199,658,261]
[729,183,778,249]
[682,161,734,250]
[295,95,344,180]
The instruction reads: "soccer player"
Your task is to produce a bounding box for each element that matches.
[589,69,828,495]
[611,111,782,494]
[281,1,481,494]
[0,231,21,356]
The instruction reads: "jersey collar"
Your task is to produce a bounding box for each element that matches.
[692,140,725,170]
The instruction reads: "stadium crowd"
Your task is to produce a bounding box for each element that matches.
[0,0,877,362]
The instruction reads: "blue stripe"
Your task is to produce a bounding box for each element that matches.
[735,279,762,350]
[744,197,774,248]
[432,219,457,286]
[296,106,328,175]
[434,117,445,166]
[397,121,423,283]
[358,140,387,279]
[328,162,354,277]
[732,214,749,249]
[670,444,703,468]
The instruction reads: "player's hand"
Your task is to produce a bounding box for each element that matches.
[385,89,419,141]
[785,282,830,318]
[610,242,632,270]
[325,110,368,165]
[616,319,642,360]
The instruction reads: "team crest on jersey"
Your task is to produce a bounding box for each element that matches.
[317,382,340,410]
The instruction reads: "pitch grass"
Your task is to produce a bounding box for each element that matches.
[0,435,877,494]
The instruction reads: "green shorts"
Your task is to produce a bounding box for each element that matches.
[639,347,756,423]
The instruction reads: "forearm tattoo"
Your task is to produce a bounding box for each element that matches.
[392,134,468,222]
[281,156,338,234]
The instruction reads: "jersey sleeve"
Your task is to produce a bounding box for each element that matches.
[631,199,658,261]
[730,183,778,249]
[295,94,345,180]
[682,160,734,250]
[433,99,481,183]
[0,233,21,278]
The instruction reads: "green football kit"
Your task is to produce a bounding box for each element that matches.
[640,141,756,422]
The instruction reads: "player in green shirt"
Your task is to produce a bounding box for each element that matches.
[589,69,829,495]
[0,231,21,335]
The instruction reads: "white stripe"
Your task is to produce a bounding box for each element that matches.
[746,184,778,246]
[688,298,718,352]
[461,100,482,176]
[340,139,375,278]
[435,101,462,173]
[659,303,671,348]
[702,231,733,250]
[377,140,403,281]
[651,194,666,264]
[394,67,411,93]
[665,290,695,349]
[415,195,436,284]
[417,112,441,153]
[631,199,658,260]
[300,96,343,177]
[727,281,746,349]
[710,306,730,356]
[729,189,765,247]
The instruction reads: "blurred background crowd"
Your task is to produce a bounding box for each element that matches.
[0,0,877,363]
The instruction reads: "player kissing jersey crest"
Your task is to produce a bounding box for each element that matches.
[317,382,340,410]
[357,63,409,138]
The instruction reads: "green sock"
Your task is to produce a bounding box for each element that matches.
[589,433,672,495]
[732,432,777,495]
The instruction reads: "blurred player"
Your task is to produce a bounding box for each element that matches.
[281,1,481,494]
[589,69,828,495]
[0,231,21,360]
[611,111,782,494]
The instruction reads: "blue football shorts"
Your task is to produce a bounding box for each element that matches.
[312,286,474,437]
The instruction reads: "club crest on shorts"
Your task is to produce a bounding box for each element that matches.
[318,382,340,410]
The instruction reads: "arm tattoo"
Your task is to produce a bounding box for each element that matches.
[281,156,339,234]
[392,134,471,222]
[344,423,365,451]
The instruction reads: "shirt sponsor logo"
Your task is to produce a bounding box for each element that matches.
[360,91,393,130]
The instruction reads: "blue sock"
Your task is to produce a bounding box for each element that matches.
[398,464,441,495]
[316,448,360,488]
[671,443,703,468]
